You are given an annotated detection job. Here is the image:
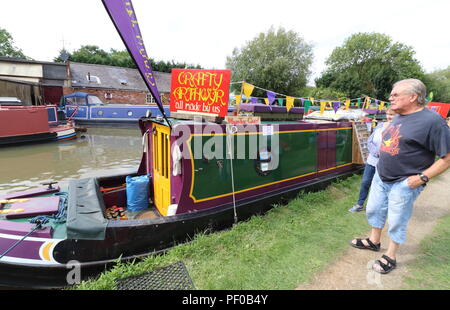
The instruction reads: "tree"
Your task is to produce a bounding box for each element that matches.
[226,27,313,97]
[425,66,450,103]
[315,32,425,100]
[0,27,28,58]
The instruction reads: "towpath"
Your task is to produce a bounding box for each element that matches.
[296,169,450,290]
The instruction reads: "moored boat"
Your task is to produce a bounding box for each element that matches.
[60,92,171,127]
[0,111,362,288]
[0,100,77,146]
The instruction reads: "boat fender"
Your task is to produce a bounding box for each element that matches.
[167,204,178,216]
[172,144,182,176]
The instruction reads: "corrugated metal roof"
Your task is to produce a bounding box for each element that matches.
[69,62,171,93]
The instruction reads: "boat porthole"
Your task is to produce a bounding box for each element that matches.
[97,110,104,116]
[127,111,133,116]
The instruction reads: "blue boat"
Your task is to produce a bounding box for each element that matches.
[60,92,170,126]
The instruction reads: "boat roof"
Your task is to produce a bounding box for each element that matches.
[63,92,97,99]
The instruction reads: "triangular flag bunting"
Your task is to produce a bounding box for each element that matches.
[333,101,340,113]
[320,101,326,115]
[266,91,276,105]
[235,95,242,105]
[345,99,350,110]
[304,100,311,114]
[243,83,255,103]
[286,96,295,112]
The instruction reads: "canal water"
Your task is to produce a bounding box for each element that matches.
[0,127,143,196]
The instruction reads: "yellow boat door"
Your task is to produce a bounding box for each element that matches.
[152,123,171,216]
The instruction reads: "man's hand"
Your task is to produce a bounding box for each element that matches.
[406,175,425,189]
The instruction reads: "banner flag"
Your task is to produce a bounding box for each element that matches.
[251,97,258,104]
[101,0,167,120]
[264,98,269,105]
[304,100,311,114]
[309,97,315,105]
[345,99,350,110]
[277,98,284,106]
[267,91,276,105]
[357,98,361,108]
[379,101,385,110]
[364,97,371,109]
[320,101,326,115]
[235,95,242,105]
[243,83,255,102]
[286,96,295,111]
[333,101,340,113]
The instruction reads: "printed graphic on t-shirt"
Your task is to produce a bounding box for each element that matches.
[380,124,402,156]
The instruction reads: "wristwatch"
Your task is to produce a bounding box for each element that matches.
[419,173,429,183]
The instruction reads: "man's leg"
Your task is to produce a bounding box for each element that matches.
[351,170,389,247]
[372,178,424,273]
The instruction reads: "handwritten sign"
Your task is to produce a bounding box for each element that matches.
[170,69,231,117]
[224,116,261,125]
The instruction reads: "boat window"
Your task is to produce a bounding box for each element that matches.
[97,110,104,116]
[87,95,103,105]
[127,111,133,116]
[65,97,86,105]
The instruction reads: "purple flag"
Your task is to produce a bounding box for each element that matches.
[267,91,276,105]
[102,0,165,117]
[333,101,340,113]
[251,97,258,104]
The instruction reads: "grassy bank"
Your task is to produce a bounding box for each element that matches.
[402,213,450,289]
[75,174,370,290]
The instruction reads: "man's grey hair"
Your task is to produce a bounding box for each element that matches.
[393,79,427,106]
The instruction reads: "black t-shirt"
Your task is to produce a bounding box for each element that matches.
[377,108,450,183]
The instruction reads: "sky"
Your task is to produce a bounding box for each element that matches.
[1,0,450,85]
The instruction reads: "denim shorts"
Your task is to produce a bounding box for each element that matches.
[366,170,425,244]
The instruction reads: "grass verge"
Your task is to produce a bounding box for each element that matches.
[74,174,370,290]
[402,213,450,289]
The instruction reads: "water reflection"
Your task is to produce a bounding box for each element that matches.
[0,127,143,195]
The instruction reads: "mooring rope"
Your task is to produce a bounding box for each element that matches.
[226,125,238,224]
[0,217,49,260]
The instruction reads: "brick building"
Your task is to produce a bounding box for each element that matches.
[66,62,171,106]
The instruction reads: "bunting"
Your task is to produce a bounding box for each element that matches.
[231,81,389,112]
[333,101,340,113]
[286,96,295,112]
[320,101,326,115]
[235,95,242,105]
[345,99,350,110]
[267,91,276,105]
[304,100,311,115]
[243,82,255,103]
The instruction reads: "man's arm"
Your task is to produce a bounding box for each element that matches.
[407,152,450,188]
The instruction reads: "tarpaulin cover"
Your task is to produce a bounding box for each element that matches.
[66,178,108,240]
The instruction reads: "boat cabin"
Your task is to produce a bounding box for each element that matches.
[60,92,170,125]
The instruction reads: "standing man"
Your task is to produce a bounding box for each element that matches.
[350,79,450,274]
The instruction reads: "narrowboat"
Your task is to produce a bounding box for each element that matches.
[60,92,171,126]
[0,99,77,146]
[0,105,362,288]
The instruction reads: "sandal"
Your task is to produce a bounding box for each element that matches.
[373,255,396,274]
[350,238,380,251]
